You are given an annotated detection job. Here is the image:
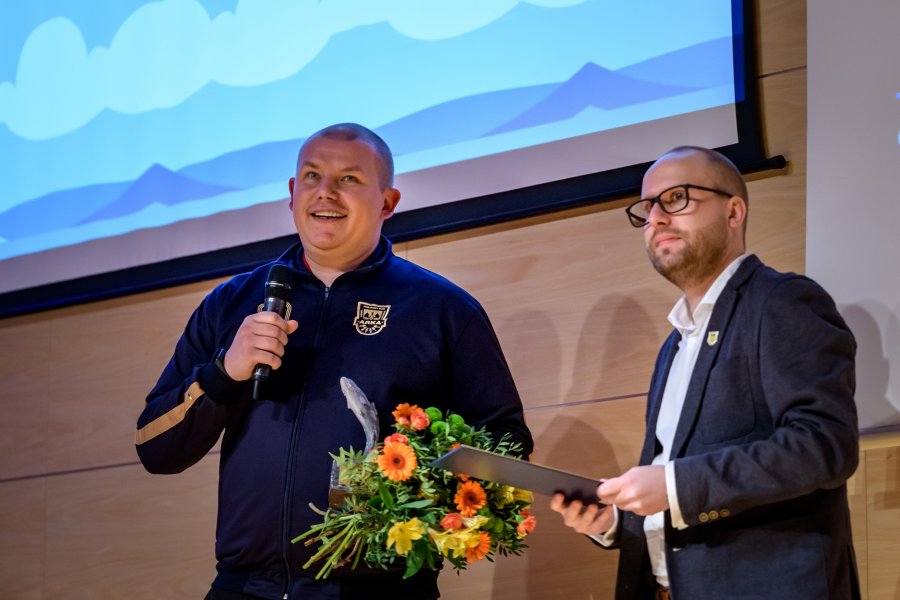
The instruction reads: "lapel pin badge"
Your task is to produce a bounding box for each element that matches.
[706,330,719,346]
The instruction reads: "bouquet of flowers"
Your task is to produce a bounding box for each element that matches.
[293,403,536,580]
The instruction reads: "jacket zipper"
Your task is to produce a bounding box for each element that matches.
[280,284,330,598]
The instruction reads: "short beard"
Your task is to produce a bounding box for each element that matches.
[647,219,731,291]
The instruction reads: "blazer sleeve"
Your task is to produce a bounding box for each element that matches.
[671,275,858,525]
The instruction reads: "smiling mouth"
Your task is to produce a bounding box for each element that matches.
[311,211,346,220]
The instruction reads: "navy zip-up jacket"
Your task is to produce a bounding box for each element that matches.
[135,237,533,599]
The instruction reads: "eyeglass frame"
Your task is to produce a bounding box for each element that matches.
[625,183,735,228]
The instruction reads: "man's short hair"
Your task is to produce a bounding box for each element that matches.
[302,123,395,190]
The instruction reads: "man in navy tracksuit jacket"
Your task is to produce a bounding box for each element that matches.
[135,124,533,599]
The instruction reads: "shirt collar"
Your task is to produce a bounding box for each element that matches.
[667,254,749,335]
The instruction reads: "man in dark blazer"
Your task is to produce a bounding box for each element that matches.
[551,146,860,599]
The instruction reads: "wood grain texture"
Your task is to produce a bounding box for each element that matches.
[0,318,51,480]
[865,448,900,599]
[756,0,806,77]
[42,460,218,599]
[0,479,45,599]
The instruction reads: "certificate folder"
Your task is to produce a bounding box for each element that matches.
[430,445,603,504]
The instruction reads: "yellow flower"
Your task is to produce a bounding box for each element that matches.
[387,518,425,556]
[512,487,533,504]
[461,515,489,529]
[429,528,471,558]
[495,485,515,507]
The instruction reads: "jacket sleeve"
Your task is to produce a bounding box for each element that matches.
[134,290,250,474]
[447,305,534,457]
[672,275,859,526]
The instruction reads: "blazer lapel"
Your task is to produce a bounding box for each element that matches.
[640,331,681,465]
[669,255,761,458]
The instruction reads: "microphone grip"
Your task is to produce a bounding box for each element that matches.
[252,295,290,398]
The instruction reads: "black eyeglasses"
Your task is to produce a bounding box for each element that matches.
[625,184,734,228]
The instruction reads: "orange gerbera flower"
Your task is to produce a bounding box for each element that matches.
[391,403,419,425]
[377,442,417,482]
[465,531,491,563]
[454,480,487,517]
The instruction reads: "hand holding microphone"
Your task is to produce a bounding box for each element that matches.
[218,265,297,399]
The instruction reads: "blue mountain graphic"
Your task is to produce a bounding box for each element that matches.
[489,62,701,136]
[618,37,734,88]
[1,38,733,243]
[0,180,131,240]
[176,139,299,190]
[77,163,239,225]
[175,84,557,193]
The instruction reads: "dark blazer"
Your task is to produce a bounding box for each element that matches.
[615,255,861,600]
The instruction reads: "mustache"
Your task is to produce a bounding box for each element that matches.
[649,227,684,243]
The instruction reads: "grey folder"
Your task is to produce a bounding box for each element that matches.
[430,445,603,504]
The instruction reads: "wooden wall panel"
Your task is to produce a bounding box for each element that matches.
[42,460,218,600]
[865,447,900,599]
[0,317,51,480]
[0,479,45,599]
[407,203,678,408]
[41,282,215,473]
[847,459,868,599]
[756,0,806,76]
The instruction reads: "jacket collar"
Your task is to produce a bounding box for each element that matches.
[648,254,763,460]
[275,236,394,284]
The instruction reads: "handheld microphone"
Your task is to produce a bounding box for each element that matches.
[252,264,293,400]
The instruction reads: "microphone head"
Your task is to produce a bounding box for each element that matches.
[264,264,293,300]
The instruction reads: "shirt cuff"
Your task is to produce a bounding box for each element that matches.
[587,505,620,547]
[665,460,688,530]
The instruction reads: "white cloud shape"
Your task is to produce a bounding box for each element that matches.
[1,0,585,140]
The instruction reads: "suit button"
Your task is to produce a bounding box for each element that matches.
[709,510,719,520]
[698,512,709,523]
[721,508,731,518]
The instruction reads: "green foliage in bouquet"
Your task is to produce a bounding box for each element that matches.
[292,404,536,580]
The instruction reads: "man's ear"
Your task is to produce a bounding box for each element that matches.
[381,188,401,219]
[728,196,747,230]
[288,177,295,211]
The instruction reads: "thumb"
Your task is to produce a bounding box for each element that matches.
[287,320,300,334]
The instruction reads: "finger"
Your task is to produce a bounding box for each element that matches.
[252,312,294,333]
[598,476,623,499]
[549,493,567,513]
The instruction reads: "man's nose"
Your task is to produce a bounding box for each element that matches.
[646,200,670,227]
[316,177,338,198]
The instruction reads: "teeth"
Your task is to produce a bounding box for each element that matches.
[313,211,344,219]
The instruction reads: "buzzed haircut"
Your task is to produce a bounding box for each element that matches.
[301,123,395,190]
[664,145,749,208]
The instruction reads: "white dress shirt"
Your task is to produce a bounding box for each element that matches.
[643,254,748,587]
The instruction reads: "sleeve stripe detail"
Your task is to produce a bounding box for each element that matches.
[134,381,205,446]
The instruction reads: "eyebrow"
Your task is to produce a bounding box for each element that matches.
[299,160,365,175]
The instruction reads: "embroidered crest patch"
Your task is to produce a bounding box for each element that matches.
[353,302,391,335]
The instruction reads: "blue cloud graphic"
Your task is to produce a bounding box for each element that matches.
[0,0,589,141]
